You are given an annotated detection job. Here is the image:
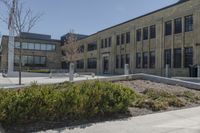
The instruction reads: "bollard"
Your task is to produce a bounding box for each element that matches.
[165,64,169,78]
[124,64,129,75]
[69,63,74,82]
[49,70,52,78]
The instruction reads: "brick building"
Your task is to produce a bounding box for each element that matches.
[1,0,200,77]
[61,0,200,77]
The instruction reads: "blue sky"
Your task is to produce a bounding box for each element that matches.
[0,0,178,39]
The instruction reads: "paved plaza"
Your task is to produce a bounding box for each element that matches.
[39,107,200,133]
[0,73,107,88]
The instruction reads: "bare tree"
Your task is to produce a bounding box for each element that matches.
[0,0,42,85]
[64,31,80,81]
[65,31,80,63]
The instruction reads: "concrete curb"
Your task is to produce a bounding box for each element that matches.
[1,73,200,90]
[76,73,200,90]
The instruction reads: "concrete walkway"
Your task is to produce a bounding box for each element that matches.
[39,107,200,133]
[0,74,107,89]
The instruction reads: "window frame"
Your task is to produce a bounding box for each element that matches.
[174,18,182,34]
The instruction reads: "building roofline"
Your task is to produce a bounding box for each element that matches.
[78,0,188,41]
[1,35,61,43]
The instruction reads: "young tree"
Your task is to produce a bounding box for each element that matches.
[0,0,42,85]
[65,31,80,63]
[64,31,80,81]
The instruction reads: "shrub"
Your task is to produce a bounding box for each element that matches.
[0,81,136,124]
[134,89,186,111]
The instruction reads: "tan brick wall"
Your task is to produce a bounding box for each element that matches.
[70,0,200,76]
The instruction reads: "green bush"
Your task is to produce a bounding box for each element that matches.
[0,81,136,124]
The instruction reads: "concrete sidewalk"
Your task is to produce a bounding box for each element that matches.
[39,107,200,133]
[0,75,107,89]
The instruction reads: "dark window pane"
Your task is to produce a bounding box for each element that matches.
[101,39,104,48]
[174,18,182,34]
[143,27,148,40]
[79,45,84,53]
[126,32,130,43]
[77,59,84,69]
[184,47,193,67]
[105,38,108,48]
[117,35,120,45]
[165,21,172,36]
[143,52,148,68]
[108,37,112,47]
[121,55,125,68]
[150,51,155,68]
[164,49,171,68]
[136,29,141,42]
[150,25,156,39]
[136,53,141,68]
[88,42,97,51]
[121,34,125,45]
[116,55,120,69]
[87,58,97,69]
[174,48,182,68]
[126,54,130,65]
[185,15,193,32]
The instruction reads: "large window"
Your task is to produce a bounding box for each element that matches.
[185,15,193,32]
[15,42,56,51]
[121,55,125,68]
[165,21,172,36]
[22,43,28,49]
[28,43,35,50]
[136,29,142,42]
[174,48,182,68]
[150,25,156,39]
[101,39,104,48]
[164,49,171,68]
[116,55,120,69]
[184,47,193,67]
[79,45,84,53]
[136,53,141,68]
[143,27,148,40]
[143,52,148,68]
[121,34,125,45]
[150,51,155,68]
[87,58,97,69]
[116,35,120,45]
[77,59,84,69]
[126,54,130,65]
[35,43,41,50]
[14,55,46,67]
[126,32,130,43]
[87,42,97,51]
[174,18,182,34]
[101,37,111,48]
[108,37,112,47]
[105,38,108,48]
